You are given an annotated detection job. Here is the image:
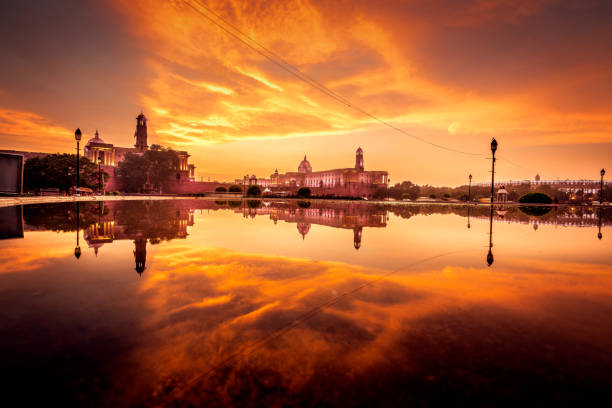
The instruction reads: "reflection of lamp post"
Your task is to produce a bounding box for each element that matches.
[490,138,497,204]
[74,128,82,196]
[598,208,603,240]
[98,156,103,195]
[467,206,471,229]
[601,168,606,204]
[468,174,472,202]
[74,202,81,259]
[486,205,494,266]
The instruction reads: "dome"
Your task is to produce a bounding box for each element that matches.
[298,155,312,173]
[86,130,105,146]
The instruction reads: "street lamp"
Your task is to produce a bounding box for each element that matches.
[98,156,103,195]
[468,174,472,202]
[490,138,498,204]
[387,177,390,201]
[601,168,606,204]
[74,128,82,196]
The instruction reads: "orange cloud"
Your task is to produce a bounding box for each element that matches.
[0,107,72,152]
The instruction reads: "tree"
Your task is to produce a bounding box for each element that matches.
[215,186,227,192]
[297,187,311,198]
[247,185,261,197]
[116,146,180,192]
[115,153,149,193]
[24,154,108,193]
[519,192,553,204]
[229,185,242,193]
[144,146,180,189]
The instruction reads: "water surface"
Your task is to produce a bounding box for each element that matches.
[1,200,611,406]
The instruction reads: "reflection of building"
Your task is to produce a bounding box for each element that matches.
[134,236,147,275]
[235,201,386,249]
[0,206,24,240]
[82,201,194,274]
[237,148,388,198]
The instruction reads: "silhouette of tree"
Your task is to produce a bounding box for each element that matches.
[247,185,261,197]
[297,187,311,198]
[24,154,108,193]
[116,146,180,192]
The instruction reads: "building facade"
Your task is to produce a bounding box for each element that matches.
[1,113,237,194]
[237,147,388,198]
[84,113,196,191]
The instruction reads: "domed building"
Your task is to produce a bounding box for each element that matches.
[81,113,196,192]
[298,155,312,173]
[239,147,388,198]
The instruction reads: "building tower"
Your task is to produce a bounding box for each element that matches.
[134,113,148,153]
[355,147,364,171]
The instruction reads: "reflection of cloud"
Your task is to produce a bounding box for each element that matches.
[0,232,74,273]
[131,244,612,404]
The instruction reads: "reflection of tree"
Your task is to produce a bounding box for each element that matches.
[388,204,612,226]
[23,202,103,232]
[114,201,188,243]
[518,206,552,216]
[247,200,262,209]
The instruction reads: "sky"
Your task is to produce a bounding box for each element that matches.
[0,0,611,185]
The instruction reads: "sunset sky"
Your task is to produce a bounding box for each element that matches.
[1,0,610,185]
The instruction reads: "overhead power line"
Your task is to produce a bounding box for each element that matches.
[183,0,539,171]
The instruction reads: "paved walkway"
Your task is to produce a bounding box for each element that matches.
[0,195,600,208]
[0,195,197,208]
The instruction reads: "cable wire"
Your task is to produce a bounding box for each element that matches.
[184,0,487,157]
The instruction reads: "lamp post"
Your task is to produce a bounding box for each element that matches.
[387,177,390,201]
[468,174,472,202]
[601,168,606,204]
[74,128,82,196]
[490,138,498,204]
[98,156,103,195]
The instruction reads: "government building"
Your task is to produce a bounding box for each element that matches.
[237,147,389,198]
[2,113,230,194]
[84,113,196,191]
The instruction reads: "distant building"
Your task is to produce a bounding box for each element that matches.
[496,186,509,203]
[84,113,195,189]
[1,113,235,194]
[237,147,388,198]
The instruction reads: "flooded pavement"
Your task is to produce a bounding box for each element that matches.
[1,200,611,407]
